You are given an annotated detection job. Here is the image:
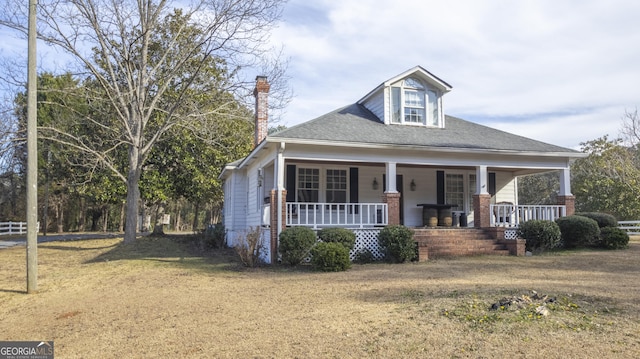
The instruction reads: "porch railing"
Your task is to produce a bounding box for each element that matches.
[286,202,388,229]
[491,204,566,228]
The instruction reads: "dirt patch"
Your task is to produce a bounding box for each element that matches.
[0,235,639,358]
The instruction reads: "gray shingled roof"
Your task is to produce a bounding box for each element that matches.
[270,103,579,153]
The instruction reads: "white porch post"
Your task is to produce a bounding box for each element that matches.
[276,142,285,232]
[559,168,572,196]
[268,142,286,264]
[474,165,491,228]
[476,165,489,195]
[557,167,575,216]
[385,162,398,193]
[383,162,401,225]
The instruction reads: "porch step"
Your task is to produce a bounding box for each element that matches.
[413,228,511,259]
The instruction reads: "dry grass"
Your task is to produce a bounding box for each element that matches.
[1,235,639,358]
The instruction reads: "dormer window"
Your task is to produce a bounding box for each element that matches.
[390,77,440,127]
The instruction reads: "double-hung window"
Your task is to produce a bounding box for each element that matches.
[297,168,319,203]
[326,169,347,204]
[391,77,440,126]
[445,173,465,211]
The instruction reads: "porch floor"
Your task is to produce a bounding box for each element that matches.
[413,228,516,260]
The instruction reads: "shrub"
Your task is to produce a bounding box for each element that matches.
[234,226,265,267]
[516,220,561,252]
[310,242,352,271]
[575,212,618,228]
[317,227,356,250]
[378,225,416,263]
[353,248,377,264]
[555,216,600,249]
[598,227,629,249]
[278,227,317,266]
[202,223,226,249]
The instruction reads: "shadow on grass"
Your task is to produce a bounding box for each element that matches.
[39,243,120,251]
[84,234,245,273]
[0,288,27,294]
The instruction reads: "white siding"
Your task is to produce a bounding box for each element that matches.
[360,90,385,122]
[494,171,517,204]
[223,170,249,247]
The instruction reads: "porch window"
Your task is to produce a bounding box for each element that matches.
[445,174,464,211]
[326,169,347,203]
[297,168,319,202]
[468,174,476,211]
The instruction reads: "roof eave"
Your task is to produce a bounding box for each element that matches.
[266,137,586,158]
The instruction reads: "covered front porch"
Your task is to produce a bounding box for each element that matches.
[253,142,575,263]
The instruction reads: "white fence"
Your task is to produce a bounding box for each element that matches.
[0,221,34,236]
[491,204,567,228]
[286,202,388,229]
[619,220,640,235]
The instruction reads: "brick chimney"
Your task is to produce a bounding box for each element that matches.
[253,76,270,147]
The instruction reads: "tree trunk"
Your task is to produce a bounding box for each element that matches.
[79,196,86,232]
[123,145,141,244]
[192,202,200,232]
[119,201,125,232]
[102,205,109,232]
[56,201,64,233]
[175,206,182,232]
[152,203,165,235]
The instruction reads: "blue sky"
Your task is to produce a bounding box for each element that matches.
[269,0,640,149]
[2,1,639,151]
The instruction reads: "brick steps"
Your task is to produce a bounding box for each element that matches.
[413,228,512,260]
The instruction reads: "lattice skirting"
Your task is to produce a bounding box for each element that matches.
[303,228,383,262]
[504,228,518,240]
[351,228,384,261]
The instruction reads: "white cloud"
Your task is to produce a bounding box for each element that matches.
[271,0,640,149]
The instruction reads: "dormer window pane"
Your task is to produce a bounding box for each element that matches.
[391,87,401,123]
[404,90,425,123]
[427,90,439,126]
[388,77,440,127]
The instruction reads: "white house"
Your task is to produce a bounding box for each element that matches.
[220,66,586,263]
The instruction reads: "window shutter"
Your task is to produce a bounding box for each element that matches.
[349,168,358,203]
[437,170,445,204]
[489,172,496,197]
[349,168,359,214]
[285,165,296,202]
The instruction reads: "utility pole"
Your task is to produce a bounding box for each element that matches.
[26,0,38,293]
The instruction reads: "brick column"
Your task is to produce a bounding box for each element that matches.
[269,189,287,264]
[473,193,492,228]
[557,195,575,216]
[383,192,401,225]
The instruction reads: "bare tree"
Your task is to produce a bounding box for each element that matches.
[621,108,640,148]
[0,0,288,243]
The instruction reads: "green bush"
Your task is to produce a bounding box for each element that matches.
[378,225,416,263]
[598,227,629,249]
[317,227,356,250]
[278,227,317,266]
[203,223,226,249]
[575,212,618,228]
[555,216,600,249]
[516,220,561,252]
[353,248,377,264]
[310,242,352,271]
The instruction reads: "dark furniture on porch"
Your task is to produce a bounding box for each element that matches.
[417,203,455,227]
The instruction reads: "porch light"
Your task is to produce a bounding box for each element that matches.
[410,179,416,191]
[372,177,379,190]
